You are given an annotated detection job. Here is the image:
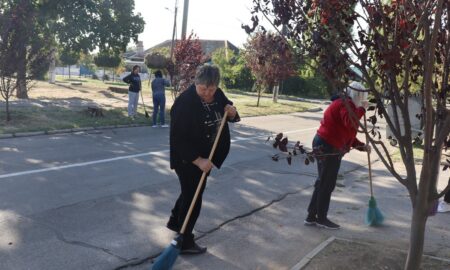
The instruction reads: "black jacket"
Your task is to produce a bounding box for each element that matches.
[122,73,141,92]
[170,85,239,169]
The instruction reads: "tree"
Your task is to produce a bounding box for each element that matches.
[245,1,450,269]
[3,0,144,97]
[94,51,122,81]
[212,48,255,91]
[0,1,50,120]
[59,49,80,79]
[169,32,204,96]
[243,32,295,106]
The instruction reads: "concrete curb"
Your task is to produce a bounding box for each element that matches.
[0,105,323,140]
[290,236,336,270]
[0,123,151,140]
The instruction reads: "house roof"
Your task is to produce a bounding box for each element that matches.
[145,39,239,56]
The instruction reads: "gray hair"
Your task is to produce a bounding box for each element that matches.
[194,65,220,87]
[346,81,368,107]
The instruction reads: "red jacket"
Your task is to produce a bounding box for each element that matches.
[317,97,365,152]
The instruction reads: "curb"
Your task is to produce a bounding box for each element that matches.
[290,236,336,270]
[0,123,151,140]
[0,106,323,140]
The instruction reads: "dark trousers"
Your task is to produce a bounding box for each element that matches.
[169,163,207,244]
[152,92,166,125]
[307,135,342,221]
[445,189,450,203]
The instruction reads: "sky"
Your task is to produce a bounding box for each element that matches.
[133,0,260,50]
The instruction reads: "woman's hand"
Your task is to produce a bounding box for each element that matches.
[363,144,371,154]
[192,157,213,173]
[224,104,237,119]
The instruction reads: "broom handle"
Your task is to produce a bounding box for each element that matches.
[363,114,374,197]
[180,110,229,234]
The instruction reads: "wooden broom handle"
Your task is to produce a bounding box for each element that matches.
[180,111,229,234]
[363,114,374,197]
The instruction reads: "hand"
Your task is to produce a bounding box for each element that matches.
[361,100,369,109]
[224,104,237,119]
[192,157,213,173]
[364,144,371,154]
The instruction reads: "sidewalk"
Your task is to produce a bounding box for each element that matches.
[125,155,450,269]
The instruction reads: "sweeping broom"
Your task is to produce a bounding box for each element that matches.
[140,90,150,118]
[152,111,229,270]
[364,114,384,226]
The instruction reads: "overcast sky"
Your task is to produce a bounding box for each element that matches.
[134,0,261,50]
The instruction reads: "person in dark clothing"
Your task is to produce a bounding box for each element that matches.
[151,70,170,127]
[122,65,142,118]
[438,189,450,212]
[166,65,240,254]
[305,82,370,229]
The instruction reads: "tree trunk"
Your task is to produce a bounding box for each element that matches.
[405,204,427,270]
[16,47,28,99]
[257,87,261,107]
[5,97,10,122]
[273,83,279,103]
[48,49,56,84]
[68,65,71,79]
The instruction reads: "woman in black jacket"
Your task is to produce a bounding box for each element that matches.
[122,65,141,118]
[167,65,240,254]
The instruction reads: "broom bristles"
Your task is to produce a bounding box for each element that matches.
[366,196,384,226]
[152,235,183,270]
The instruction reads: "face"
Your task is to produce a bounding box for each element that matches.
[133,67,140,74]
[195,84,217,103]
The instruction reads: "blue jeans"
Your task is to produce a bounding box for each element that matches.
[152,92,166,125]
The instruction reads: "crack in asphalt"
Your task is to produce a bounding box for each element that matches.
[31,219,132,263]
[113,185,315,269]
[112,163,373,269]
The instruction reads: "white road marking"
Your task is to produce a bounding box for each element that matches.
[0,127,317,179]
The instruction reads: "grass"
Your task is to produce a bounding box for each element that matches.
[0,106,152,134]
[391,144,424,164]
[0,76,316,134]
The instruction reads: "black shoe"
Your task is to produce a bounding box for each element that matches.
[166,217,180,233]
[180,242,207,255]
[316,218,340,230]
[304,215,317,226]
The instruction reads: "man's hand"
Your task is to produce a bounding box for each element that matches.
[224,104,237,119]
[192,157,213,173]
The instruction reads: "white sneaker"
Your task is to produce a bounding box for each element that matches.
[152,125,158,128]
[437,201,450,213]
[161,124,169,128]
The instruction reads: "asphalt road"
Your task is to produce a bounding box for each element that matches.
[1,110,449,270]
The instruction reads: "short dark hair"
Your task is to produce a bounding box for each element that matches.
[195,65,220,87]
[154,70,162,78]
[132,65,140,72]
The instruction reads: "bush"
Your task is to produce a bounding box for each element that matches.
[92,74,99,80]
[281,74,330,99]
[102,74,110,81]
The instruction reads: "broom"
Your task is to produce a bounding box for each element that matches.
[140,90,150,118]
[152,111,229,270]
[364,114,384,226]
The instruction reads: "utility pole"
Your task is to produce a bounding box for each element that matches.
[181,0,189,40]
[170,0,178,61]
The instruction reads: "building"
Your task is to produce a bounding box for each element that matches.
[145,39,239,57]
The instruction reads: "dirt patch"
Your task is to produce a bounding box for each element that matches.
[304,238,450,270]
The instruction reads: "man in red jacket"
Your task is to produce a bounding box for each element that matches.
[305,82,370,229]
